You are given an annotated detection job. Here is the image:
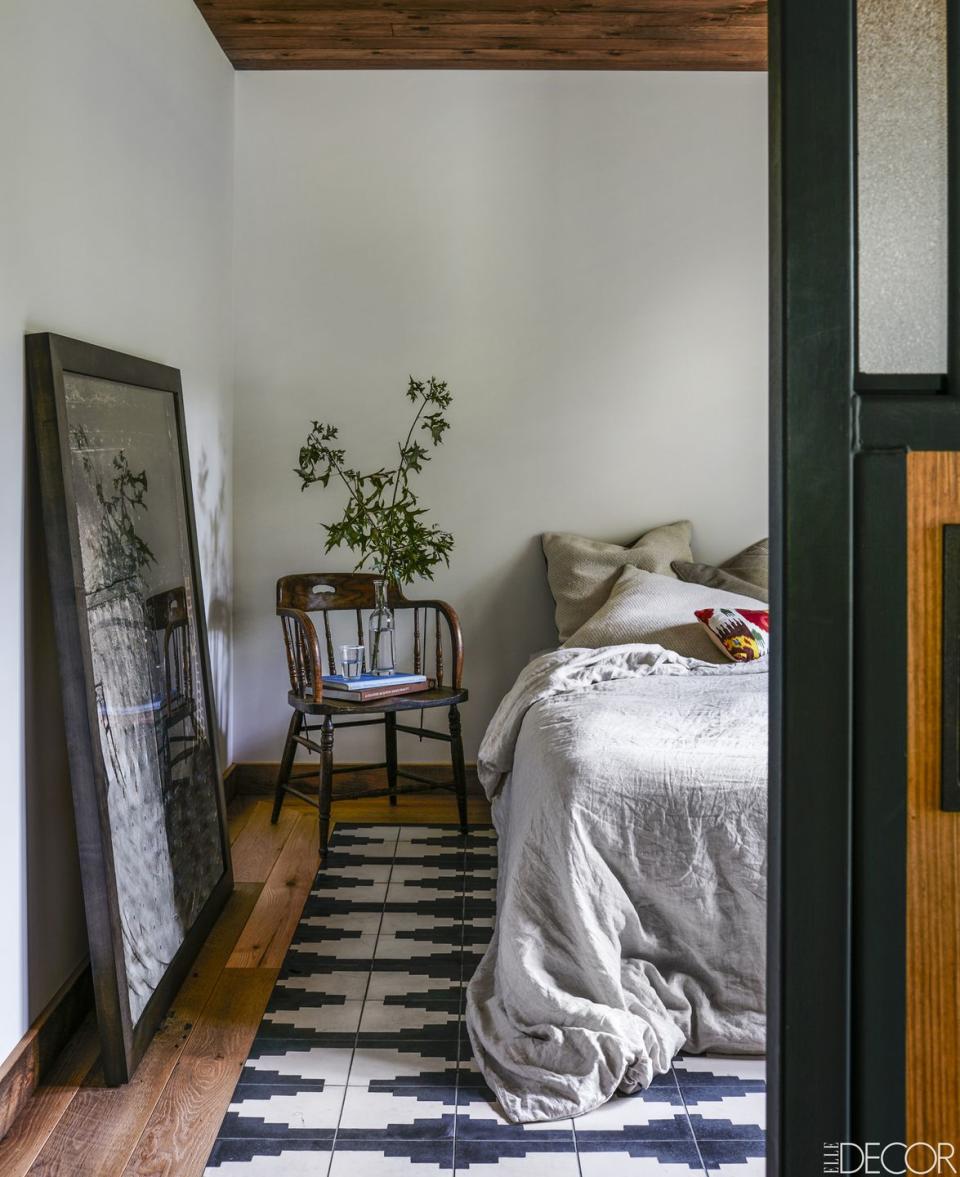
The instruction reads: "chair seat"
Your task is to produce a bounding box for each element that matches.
[289,685,468,715]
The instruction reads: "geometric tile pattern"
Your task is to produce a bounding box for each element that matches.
[205,823,766,1175]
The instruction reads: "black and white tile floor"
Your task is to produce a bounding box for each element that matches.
[205,823,766,1175]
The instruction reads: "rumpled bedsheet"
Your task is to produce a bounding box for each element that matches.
[464,644,767,1122]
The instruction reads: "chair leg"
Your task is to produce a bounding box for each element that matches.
[448,704,468,836]
[272,711,302,824]
[318,715,335,864]
[385,713,398,806]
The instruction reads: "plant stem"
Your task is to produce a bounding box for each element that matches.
[381,389,430,581]
[327,390,428,581]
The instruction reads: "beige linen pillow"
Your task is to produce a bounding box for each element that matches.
[542,521,693,643]
[671,563,767,602]
[673,538,769,600]
[564,565,764,662]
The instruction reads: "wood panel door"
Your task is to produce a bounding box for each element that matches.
[907,451,960,1140]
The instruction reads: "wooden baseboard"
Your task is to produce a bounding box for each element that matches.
[223,761,238,804]
[229,761,482,798]
[0,959,93,1139]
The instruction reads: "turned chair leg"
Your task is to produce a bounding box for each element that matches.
[318,715,335,863]
[448,704,468,836]
[385,713,398,806]
[272,711,302,824]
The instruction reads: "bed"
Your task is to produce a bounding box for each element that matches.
[463,539,769,1125]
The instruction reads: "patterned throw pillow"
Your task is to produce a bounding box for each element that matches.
[695,607,770,663]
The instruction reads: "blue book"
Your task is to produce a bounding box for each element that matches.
[321,672,427,692]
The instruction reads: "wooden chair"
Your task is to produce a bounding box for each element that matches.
[145,586,198,779]
[272,572,469,861]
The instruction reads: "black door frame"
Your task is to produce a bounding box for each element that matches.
[769,0,856,1168]
[771,0,960,1167]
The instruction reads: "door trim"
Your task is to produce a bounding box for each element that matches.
[769,0,856,1168]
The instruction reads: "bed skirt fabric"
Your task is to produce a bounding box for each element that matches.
[465,644,767,1123]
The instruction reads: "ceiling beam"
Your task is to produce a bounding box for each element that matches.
[194,2,768,71]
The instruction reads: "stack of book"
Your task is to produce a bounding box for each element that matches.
[320,671,430,703]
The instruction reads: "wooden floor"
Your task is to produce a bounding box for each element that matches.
[0,790,491,1177]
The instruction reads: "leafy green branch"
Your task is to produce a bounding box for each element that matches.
[294,376,455,586]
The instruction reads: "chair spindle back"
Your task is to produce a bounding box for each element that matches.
[276,573,463,701]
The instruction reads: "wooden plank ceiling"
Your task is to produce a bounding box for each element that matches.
[194,1,768,71]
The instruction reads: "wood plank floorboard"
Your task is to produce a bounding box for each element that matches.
[7,793,491,1177]
[0,1016,101,1177]
[120,969,278,1177]
[226,795,256,844]
[229,800,301,883]
[330,794,492,824]
[226,812,318,969]
[25,885,263,1176]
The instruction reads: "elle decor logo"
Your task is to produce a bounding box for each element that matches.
[823,1142,958,1174]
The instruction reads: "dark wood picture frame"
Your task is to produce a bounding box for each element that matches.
[25,333,233,1085]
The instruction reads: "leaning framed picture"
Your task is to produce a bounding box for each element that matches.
[26,333,232,1084]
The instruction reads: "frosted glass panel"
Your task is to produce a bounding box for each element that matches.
[857,0,947,374]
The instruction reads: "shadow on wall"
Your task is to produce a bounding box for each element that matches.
[23,401,87,1023]
[195,446,231,764]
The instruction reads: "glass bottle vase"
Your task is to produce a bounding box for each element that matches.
[368,577,396,675]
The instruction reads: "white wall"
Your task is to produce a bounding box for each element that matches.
[0,49,767,1065]
[232,71,768,766]
[0,1,234,1062]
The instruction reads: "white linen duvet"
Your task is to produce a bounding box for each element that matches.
[465,644,768,1123]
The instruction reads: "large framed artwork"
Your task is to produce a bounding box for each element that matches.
[26,334,232,1084]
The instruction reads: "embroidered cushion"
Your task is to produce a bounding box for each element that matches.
[696,607,770,663]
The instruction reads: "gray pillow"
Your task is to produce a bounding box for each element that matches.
[542,521,693,643]
[564,565,763,662]
[672,538,769,601]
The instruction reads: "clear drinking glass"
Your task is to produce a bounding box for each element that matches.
[340,644,365,679]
